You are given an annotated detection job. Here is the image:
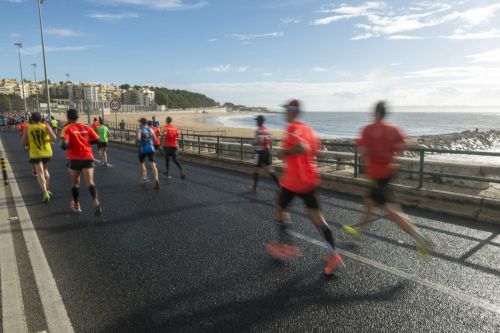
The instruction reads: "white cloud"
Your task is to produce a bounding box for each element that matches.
[45,28,81,37]
[281,17,301,25]
[312,66,328,72]
[90,0,209,11]
[261,72,273,77]
[239,66,249,72]
[444,28,500,40]
[467,48,500,63]
[204,64,231,72]
[351,33,374,40]
[21,45,102,54]
[4,0,25,3]
[386,34,426,40]
[207,38,218,42]
[230,31,284,41]
[458,3,500,25]
[312,1,500,41]
[87,12,139,21]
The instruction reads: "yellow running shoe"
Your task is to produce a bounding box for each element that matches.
[416,237,433,259]
[42,191,51,203]
[342,225,362,240]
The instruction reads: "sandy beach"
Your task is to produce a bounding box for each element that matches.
[58,111,284,138]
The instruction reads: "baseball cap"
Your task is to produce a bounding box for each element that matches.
[282,99,301,113]
[255,115,265,122]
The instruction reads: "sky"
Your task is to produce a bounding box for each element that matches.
[1,0,500,111]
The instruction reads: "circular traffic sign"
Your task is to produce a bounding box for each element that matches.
[110,100,121,111]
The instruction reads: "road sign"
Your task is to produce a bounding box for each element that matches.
[110,100,121,111]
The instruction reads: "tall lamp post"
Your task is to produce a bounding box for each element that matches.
[31,63,40,112]
[65,73,72,108]
[14,42,28,113]
[37,0,52,117]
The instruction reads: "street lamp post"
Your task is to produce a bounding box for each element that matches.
[37,0,52,117]
[31,63,40,112]
[14,42,28,113]
[65,73,72,108]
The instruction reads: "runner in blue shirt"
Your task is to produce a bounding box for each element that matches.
[136,118,160,190]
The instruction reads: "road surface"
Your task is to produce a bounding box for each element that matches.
[0,130,499,333]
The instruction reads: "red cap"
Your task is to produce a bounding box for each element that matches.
[282,99,301,113]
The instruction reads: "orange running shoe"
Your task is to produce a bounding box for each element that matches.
[324,252,345,276]
[266,242,300,260]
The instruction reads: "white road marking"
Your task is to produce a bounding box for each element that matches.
[0,138,75,333]
[287,230,500,316]
[0,187,28,333]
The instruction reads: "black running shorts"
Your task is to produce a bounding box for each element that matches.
[139,152,155,163]
[29,157,51,164]
[164,147,178,156]
[278,187,320,210]
[369,177,392,205]
[255,150,272,167]
[97,142,108,148]
[67,160,94,170]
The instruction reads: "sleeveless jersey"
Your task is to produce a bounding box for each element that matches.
[27,124,53,159]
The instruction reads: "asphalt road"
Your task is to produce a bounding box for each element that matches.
[1,130,499,333]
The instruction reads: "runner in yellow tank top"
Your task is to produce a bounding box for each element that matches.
[21,112,57,203]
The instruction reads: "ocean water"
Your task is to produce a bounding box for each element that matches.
[205,108,500,163]
[205,109,500,138]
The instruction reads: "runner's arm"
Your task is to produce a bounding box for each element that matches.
[46,125,57,142]
[279,142,307,157]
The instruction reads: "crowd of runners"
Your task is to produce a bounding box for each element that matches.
[2,99,433,276]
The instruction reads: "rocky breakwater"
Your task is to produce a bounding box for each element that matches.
[416,129,500,152]
[320,129,500,154]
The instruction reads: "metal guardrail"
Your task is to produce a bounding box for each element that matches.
[105,121,226,137]
[104,128,500,189]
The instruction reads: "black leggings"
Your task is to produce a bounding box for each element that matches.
[164,147,182,172]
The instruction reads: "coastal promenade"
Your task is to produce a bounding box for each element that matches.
[0,130,499,332]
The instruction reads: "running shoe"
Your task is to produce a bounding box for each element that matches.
[141,177,149,183]
[181,171,186,180]
[154,179,160,190]
[163,172,171,179]
[343,225,362,240]
[416,236,433,259]
[94,205,102,217]
[266,242,301,260]
[70,200,82,213]
[324,252,345,276]
[42,191,50,203]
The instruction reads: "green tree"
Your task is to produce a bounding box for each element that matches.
[119,84,130,90]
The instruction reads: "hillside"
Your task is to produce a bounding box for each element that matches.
[152,87,219,109]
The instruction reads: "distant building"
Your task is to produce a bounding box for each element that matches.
[123,88,155,106]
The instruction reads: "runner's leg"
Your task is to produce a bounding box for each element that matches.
[33,162,47,194]
[264,165,280,187]
[43,161,50,192]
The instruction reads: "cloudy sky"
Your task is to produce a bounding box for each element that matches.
[1,0,500,110]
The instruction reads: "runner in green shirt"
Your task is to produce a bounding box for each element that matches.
[96,120,111,166]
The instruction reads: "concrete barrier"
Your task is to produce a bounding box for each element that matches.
[177,149,499,225]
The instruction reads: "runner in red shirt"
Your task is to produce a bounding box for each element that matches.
[61,109,102,216]
[251,115,279,191]
[18,118,28,137]
[91,117,100,131]
[148,120,162,154]
[266,100,344,276]
[162,117,186,179]
[343,101,432,257]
